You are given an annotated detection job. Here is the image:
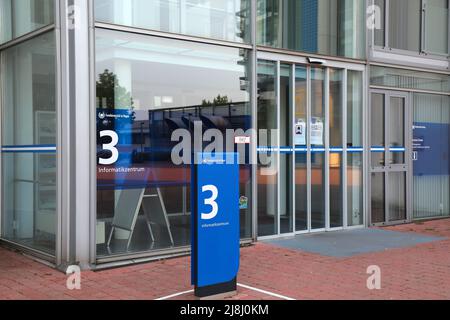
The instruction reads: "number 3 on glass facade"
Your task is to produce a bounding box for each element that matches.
[201,185,219,220]
[99,130,119,165]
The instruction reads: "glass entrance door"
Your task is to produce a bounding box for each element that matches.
[370,91,411,225]
[256,61,295,237]
[257,54,365,238]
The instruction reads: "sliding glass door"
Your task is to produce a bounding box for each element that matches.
[257,53,365,237]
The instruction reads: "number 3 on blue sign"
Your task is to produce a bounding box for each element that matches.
[201,185,218,220]
[99,130,119,165]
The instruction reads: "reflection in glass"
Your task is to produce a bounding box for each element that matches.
[1,31,57,254]
[280,64,293,234]
[425,0,449,55]
[256,0,365,59]
[311,153,325,229]
[0,0,54,44]
[347,71,363,148]
[370,66,450,94]
[371,172,385,224]
[347,70,363,227]
[373,0,385,47]
[413,94,450,220]
[348,153,363,226]
[95,0,251,43]
[2,153,57,255]
[329,69,343,147]
[389,97,405,165]
[389,172,406,221]
[295,153,308,231]
[295,66,307,231]
[311,68,325,147]
[371,93,385,167]
[311,67,325,229]
[388,0,421,52]
[95,29,252,256]
[329,68,343,228]
[257,60,277,237]
[330,152,343,228]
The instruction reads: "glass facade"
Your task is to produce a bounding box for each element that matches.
[95,0,251,43]
[0,0,448,268]
[295,66,308,232]
[310,68,326,229]
[371,66,450,94]
[329,69,344,228]
[257,62,364,235]
[0,0,54,44]
[388,0,421,52]
[347,71,363,227]
[257,60,278,237]
[373,0,449,56]
[413,94,450,220]
[425,0,449,55]
[95,29,252,257]
[256,0,366,59]
[1,31,57,254]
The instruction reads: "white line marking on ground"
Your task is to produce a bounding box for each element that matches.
[155,289,195,301]
[237,283,296,301]
[155,284,296,301]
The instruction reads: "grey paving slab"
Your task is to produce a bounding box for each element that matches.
[264,228,446,257]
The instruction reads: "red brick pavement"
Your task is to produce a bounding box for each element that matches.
[1,219,450,300]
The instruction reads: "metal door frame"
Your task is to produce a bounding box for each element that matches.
[369,89,413,226]
[257,51,367,239]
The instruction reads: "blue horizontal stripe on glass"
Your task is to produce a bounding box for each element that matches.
[1,144,57,153]
[348,147,364,153]
[390,147,406,152]
[2,150,57,154]
[2,144,56,149]
[257,147,277,152]
[370,146,406,153]
[371,147,386,152]
[294,147,308,153]
[258,147,363,153]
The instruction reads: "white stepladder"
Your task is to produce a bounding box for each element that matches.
[107,187,175,251]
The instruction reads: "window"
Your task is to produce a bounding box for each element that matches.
[413,94,450,219]
[389,0,421,52]
[95,29,252,257]
[371,66,450,93]
[373,0,449,55]
[425,0,449,55]
[1,31,57,255]
[94,0,251,43]
[0,0,54,44]
[256,0,366,59]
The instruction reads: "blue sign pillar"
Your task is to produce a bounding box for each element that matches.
[192,153,240,298]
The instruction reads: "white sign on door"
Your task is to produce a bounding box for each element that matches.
[311,118,324,146]
[294,119,306,146]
